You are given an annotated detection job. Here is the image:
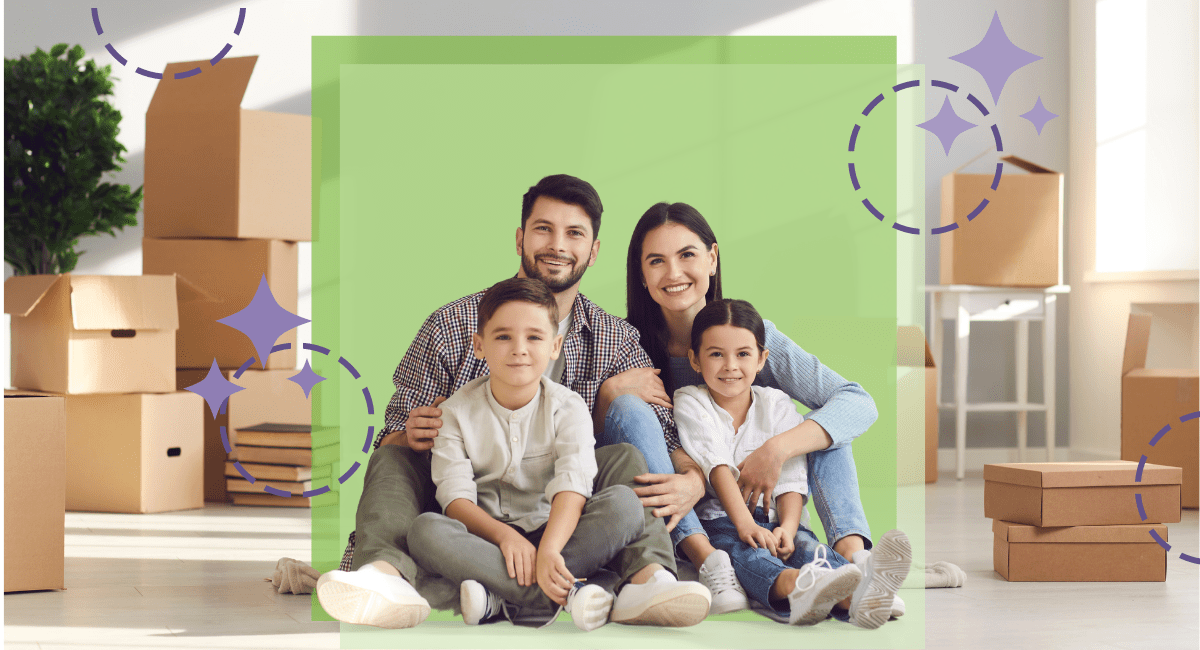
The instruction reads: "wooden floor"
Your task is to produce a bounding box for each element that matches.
[4,472,1197,649]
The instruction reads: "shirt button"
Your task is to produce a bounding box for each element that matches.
[511,436,518,443]
[510,413,519,421]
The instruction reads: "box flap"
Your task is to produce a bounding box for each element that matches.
[148,55,258,114]
[1000,155,1059,174]
[1126,368,1200,379]
[175,273,219,304]
[985,461,1182,488]
[1122,313,1152,375]
[68,275,179,331]
[993,519,1167,544]
[3,274,65,317]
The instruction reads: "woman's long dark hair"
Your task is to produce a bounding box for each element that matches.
[625,202,723,380]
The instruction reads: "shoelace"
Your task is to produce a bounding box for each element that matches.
[793,546,835,592]
[701,557,743,594]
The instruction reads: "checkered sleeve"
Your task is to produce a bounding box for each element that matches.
[608,322,680,453]
[371,310,457,450]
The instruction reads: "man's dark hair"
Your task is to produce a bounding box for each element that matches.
[520,174,603,238]
[477,277,560,333]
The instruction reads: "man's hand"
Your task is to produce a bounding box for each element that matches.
[389,396,447,451]
[772,526,796,561]
[737,522,779,557]
[535,547,575,606]
[600,367,672,409]
[737,438,783,513]
[632,469,705,532]
[499,530,538,587]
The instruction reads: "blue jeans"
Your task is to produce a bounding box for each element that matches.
[596,394,873,551]
[702,508,850,616]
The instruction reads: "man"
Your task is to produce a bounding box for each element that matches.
[316,174,712,629]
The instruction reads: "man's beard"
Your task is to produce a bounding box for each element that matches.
[521,251,587,293]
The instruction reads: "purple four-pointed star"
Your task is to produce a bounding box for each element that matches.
[918,97,978,156]
[1020,96,1058,135]
[950,11,1042,105]
[184,359,246,420]
[288,360,326,399]
[217,275,310,368]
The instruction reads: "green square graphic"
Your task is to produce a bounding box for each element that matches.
[312,36,924,649]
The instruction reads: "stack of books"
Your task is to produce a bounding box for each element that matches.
[227,424,319,507]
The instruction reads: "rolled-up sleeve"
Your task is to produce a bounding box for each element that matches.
[430,408,477,511]
[769,391,809,498]
[544,393,598,503]
[761,320,878,449]
[673,388,738,487]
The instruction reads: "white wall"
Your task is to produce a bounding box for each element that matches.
[915,1,1072,454]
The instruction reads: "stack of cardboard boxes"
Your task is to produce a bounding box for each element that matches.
[897,327,939,485]
[3,274,205,516]
[142,55,313,505]
[985,460,1181,581]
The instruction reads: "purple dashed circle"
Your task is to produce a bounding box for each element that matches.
[91,7,245,79]
[222,342,375,499]
[848,78,1004,235]
[1132,411,1200,565]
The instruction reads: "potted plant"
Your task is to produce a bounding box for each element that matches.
[4,43,142,276]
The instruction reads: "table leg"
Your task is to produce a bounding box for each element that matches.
[1016,319,1029,462]
[955,296,970,480]
[1044,295,1057,462]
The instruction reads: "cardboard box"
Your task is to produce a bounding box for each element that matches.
[63,391,204,513]
[144,238,298,369]
[144,55,311,241]
[939,155,1063,287]
[897,327,938,484]
[177,368,312,502]
[993,520,1167,581]
[984,461,1181,526]
[4,274,179,394]
[1120,313,1199,508]
[4,391,66,592]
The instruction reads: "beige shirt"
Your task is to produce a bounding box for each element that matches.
[431,375,597,532]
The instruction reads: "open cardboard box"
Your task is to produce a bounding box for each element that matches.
[1120,313,1199,508]
[897,326,938,484]
[144,55,311,241]
[984,460,1181,526]
[4,274,187,394]
[939,154,1063,287]
[177,368,313,502]
[4,391,66,592]
[144,238,298,369]
[993,519,1167,582]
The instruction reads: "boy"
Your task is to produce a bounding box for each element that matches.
[405,278,687,631]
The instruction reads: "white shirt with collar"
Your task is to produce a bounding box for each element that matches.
[431,374,597,532]
[674,384,808,523]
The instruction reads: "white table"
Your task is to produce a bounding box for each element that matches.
[926,285,1071,479]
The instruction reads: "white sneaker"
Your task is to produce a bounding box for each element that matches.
[698,550,750,615]
[848,530,912,629]
[315,564,431,628]
[787,547,862,626]
[891,594,905,618]
[565,581,613,631]
[611,569,711,627]
[460,580,506,625]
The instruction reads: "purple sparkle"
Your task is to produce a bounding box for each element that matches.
[917,96,978,155]
[184,359,246,420]
[949,12,1043,105]
[1020,96,1058,135]
[217,275,310,369]
[288,359,326,399]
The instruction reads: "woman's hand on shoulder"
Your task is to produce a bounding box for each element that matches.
[600,367,672,409]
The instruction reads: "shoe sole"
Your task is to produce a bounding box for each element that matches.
[611,585,711,627]
[570,587,614,632]
[317,577,431,629]
[789,566,861,626]
[850,530,912,630]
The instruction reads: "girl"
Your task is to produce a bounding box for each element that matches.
[673,298,910,626]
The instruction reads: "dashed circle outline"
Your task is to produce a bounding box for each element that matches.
[90,7,245,79]
[848,78,1004,235]
[219,342,374,499]
[1132,410,1200,565]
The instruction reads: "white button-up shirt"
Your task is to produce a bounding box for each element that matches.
[431,375,597,532]
[674,384,808,523]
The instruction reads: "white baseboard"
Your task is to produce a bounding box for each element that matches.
[935,446,1115,470]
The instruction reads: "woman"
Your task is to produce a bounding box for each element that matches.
[596,202,899,623]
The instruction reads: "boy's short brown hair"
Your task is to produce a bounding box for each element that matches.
[477,278,560,333]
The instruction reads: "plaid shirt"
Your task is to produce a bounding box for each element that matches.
[339,290,677,571]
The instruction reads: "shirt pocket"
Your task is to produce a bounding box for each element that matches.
[515,448,556,490]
